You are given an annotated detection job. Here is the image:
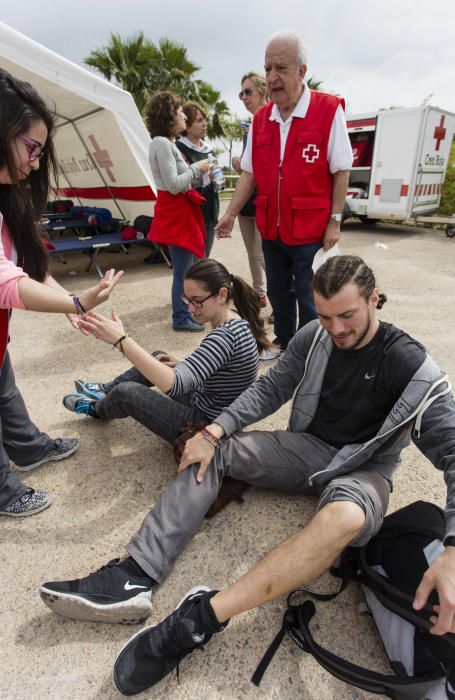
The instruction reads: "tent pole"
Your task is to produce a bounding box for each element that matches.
[71,120,127,221]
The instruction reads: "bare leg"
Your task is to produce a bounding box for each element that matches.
[211,501,365,623]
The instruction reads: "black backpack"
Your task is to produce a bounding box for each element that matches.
[252,501,455,699]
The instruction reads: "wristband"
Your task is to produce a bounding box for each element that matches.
[71,294,86,315]
[444,536,455,548]
[200,427,220,448]
[112,334,129,355]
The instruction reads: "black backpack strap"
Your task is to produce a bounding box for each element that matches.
[289,601,445,699]
[252,600,445,697]
[446,664,455,700]
[251,610,294,686]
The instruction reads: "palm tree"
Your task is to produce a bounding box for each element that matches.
[85,32,155,110]
[307,76,323,91]
[84,33,234,135]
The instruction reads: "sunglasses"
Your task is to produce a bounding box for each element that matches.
[239,87,254,99]
[181,292,217,309]
[18,135,46,162]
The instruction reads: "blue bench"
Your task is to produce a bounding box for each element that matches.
[48,231,147,277]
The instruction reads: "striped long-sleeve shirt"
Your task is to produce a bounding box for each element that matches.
[167,318,258,422]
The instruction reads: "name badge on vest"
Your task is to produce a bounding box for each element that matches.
[302,144,320,163]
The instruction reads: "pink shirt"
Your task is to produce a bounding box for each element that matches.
[0,215,28,310]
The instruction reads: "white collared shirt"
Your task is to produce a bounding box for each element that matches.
[241,83,353,175]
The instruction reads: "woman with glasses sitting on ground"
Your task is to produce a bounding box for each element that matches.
[63,259,272,451]
[0,69,122,518]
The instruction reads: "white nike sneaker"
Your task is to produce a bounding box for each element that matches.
[39,558,153,624]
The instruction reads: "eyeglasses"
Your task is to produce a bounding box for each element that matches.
[18,135,46,162]
[181,292,217,308]
[239,87,254,99]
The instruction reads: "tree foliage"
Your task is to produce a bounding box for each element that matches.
[84,32,228,136]
[439,137,455,216]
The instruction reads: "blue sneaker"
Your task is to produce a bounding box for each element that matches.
[74,379,106,400]
[63,392,98,417]
[173,320,205,332]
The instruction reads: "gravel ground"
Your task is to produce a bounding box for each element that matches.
[1,209,454,700]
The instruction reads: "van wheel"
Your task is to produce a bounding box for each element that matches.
[446,227,455,238]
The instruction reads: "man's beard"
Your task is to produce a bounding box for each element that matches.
[335,308,372,351]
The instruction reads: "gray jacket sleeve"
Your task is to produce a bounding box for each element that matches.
[412,383,455,540]
[215,323,318,436]
[152,138,200,195]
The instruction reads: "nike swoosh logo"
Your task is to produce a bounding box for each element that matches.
[124,581,148,591]
[364,373,376,380]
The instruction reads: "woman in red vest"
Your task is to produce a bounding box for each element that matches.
[0,69,122,518]
[143,92,210,332]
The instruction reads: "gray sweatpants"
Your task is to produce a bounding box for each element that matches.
[0,352,53,508]
[95,359,206,444]
[127,429,392,583]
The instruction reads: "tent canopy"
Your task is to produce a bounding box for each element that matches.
[0,22,156,222]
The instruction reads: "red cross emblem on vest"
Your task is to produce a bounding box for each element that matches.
[433,116,446,152]
[302,143,320,163]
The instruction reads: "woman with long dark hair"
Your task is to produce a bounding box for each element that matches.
[143,91,210,332]
[0,69,122,517]
[62,258,272,448]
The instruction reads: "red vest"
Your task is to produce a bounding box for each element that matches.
[252,90,344,245]
[147,189,206,259]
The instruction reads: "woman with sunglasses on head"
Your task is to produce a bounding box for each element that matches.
[231,73,268,311]
[0,69,122,517]
[62,259,272,451]
[143,91,210,333]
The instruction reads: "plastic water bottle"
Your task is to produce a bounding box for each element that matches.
[208,155,225,193]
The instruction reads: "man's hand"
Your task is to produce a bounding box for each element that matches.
[215,213,236,239]
[178,431,215,482]
[413,546,455,635]
[231,156,241,174]
[322,219,341,251]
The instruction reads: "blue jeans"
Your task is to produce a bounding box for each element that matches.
[168,245,195,327]
[262,238,322,349]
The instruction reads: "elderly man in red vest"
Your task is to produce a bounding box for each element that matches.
[216,31,353,354]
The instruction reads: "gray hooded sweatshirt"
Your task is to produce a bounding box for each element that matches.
[216,320,455,540]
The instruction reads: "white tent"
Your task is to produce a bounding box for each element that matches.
[0,21,156,223]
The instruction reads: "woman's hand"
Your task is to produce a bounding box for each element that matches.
[196,159,210,173]
[65,312,90,335]
[78,309,126,346]
[79,269,124,311]
[154,352,179,368]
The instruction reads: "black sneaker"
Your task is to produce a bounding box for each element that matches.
[113,586,225,695]
[16,437,79,472]
[40,558,153,624]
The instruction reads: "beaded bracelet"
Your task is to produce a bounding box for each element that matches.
[200,427,220,448]
[113,334,129,355]
[71,294,86,315]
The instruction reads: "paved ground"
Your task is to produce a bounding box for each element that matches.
[2,210,454,699]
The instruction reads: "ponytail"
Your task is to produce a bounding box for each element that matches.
[230,275,272,353]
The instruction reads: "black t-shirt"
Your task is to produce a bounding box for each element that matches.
[307,322,426,448]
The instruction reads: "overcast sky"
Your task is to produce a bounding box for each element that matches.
[2,0,454,118]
